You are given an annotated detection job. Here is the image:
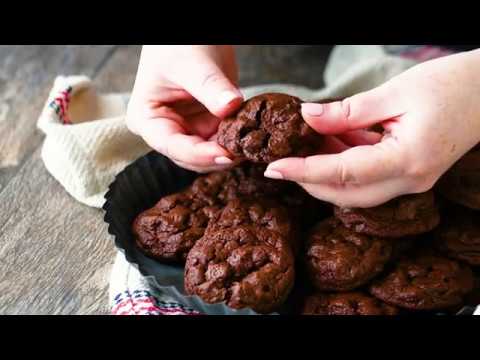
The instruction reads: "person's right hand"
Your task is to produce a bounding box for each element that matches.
[264,49,480,208]
[126,45,243,173]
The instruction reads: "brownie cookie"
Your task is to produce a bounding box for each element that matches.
[436,147,480,210]
[193,163,329,235]
[133,191,220,263]
[217,93,321,163]
[132,163,318,262]
[205,197,299,255]
[334,191,440,238]
[369,251,475,310]
[302,291,399,315]
[305,217,392,291]
[433,207,480,266]
[184,199,295,313]
[190,163,287,205]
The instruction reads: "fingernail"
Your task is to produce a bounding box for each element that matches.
[214,156,233,165]
[264,170,284,180]
[218,90,240,107]
[302,103,324,116]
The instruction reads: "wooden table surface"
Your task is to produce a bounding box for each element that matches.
[0,45,332,314]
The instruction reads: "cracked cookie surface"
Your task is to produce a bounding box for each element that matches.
[184,199,295,313]
[217,93,321,163]
[334,191,440,238]
[132,163,323,263]
[193,163,329,237]
[305,217,393,291]
[133,191,220,262]
[369,251,474,310]
[205,197,298,250]
[190,163,288,204]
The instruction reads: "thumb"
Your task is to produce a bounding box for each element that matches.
[301,84,404,135]
[169,55,243,119]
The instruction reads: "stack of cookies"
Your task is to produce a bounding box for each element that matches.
[132,93,480,315]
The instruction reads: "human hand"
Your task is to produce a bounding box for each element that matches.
[264,49,480,208]
[126,45,243,172]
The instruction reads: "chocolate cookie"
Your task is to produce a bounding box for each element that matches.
[132,163,320,262]
[132,191,220,262]
[305,217,392,291]
[433,207,480,266]
[217,93,321,163]
[193,163,330,233]
[436,147,480,210]
[302,291,399,315]
[369,251,475,310]
[184,199,295,313]
[334,191,440,238]
[190,163,287,204]
[205,197,299,255]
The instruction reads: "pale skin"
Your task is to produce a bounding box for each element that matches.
[126,45,480,208]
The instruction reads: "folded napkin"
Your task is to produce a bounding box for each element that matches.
[38,45,478,315]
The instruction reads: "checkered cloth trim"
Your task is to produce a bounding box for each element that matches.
[112,290,202,315]
[49,85,72,124]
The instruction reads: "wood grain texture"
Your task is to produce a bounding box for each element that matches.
[0,45,117,194]
[0,46,140,315]
[0,147,114,314]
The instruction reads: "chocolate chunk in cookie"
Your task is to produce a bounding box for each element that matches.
[302,291,399,315]
[369,251,475,310]
[305,217,392,292]
[334,191,440,238]
[217,93,321,163]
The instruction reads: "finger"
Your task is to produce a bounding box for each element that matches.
[186,111,223,140]
[265,137,403,185]
[169,100,224,140]
[168,54,243,119]
[137,115,233,167]
[172,100,208,117]
[299,177,410,208]
[301,84,404,135]
[337,129,383,147]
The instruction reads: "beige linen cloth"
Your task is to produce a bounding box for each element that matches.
[36,45,479,315]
